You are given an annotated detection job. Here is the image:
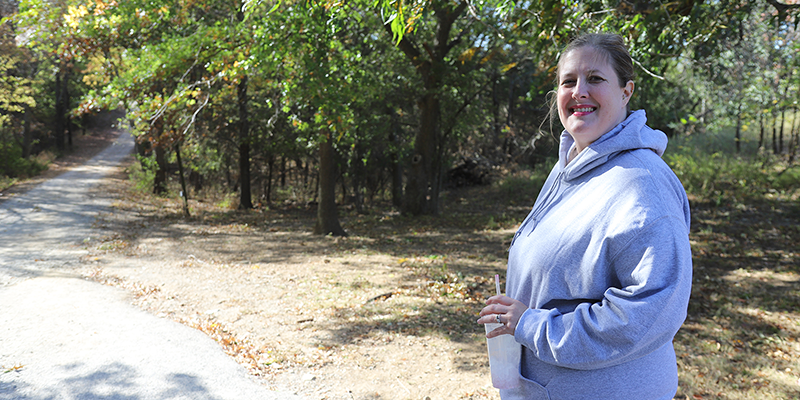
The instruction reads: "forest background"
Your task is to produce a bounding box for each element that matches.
[1,0,800,399]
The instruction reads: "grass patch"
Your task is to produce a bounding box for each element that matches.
[0,176,18,192]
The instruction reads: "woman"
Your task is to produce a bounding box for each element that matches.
[478,33,692,400]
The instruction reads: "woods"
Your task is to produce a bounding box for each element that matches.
[1,1,798,229]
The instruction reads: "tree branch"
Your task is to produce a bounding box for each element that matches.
[441,76,495,143]
[382,19,425,69]
[632,58,666,81]
[765,0,800,13]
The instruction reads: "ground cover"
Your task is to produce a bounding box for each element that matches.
[83,158,799,400]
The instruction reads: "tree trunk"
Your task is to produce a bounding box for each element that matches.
[779,108,786,154]
[789,107,799,163]
[389,1,467,216]
[237,75,252,210]
[773,113,779,154]
[64,68,72,148]
[175,142,190,217]
[153,144,168,195]
[224,154,234,191]
[735,101,742,153]
[54,69,65,151]
[266,154,274,204]
[388,108,403,209]
[491,70,503,158]
[758,111,764,150]
[405,92,441,215]
[280,156,287,187]
[313,130,346,236]
[351,140,366,214]
[340,171,348,206]
[778,69,793,155]
[21,109,32,159]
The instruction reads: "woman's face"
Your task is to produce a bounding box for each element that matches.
[557,46,634,152]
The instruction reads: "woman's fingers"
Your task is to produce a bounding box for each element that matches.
[485,324,510,338]
[478,295,528,338]
[479,302,506,318]
[486,295,514,306]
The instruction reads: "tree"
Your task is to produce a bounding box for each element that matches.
[0,11,37,176]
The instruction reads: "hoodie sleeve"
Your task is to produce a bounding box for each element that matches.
[513,215,693,370]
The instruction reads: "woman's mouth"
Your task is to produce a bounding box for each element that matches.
[571,106,596,116]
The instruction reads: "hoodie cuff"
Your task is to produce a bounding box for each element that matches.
[514,307,548,349]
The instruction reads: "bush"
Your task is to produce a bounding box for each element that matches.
[128,154,156,194]
[664,145,796,203]
[0,138,48,178]
[495,166,550,206]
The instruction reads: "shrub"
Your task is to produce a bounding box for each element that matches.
[128,154,156,194]
[664,145,795,203]
[0,138,48,178]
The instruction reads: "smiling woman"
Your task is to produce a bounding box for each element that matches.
[556,45,634,157]
[478,33,693,400]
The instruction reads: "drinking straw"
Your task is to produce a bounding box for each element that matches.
[495,274,501,296]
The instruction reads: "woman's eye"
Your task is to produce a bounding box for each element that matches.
[589,75,605,83]
[561,79,576,86]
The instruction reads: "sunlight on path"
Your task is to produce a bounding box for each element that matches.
[0,131,133,285]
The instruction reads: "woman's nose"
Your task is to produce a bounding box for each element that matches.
[572,80,589,99]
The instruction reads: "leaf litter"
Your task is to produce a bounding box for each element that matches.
[81,160,800,400]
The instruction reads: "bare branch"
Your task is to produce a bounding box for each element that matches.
[632,58,666,81]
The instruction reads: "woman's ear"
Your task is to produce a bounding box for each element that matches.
[622,81,634,104]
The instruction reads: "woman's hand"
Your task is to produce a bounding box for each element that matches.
[477,295,528,338]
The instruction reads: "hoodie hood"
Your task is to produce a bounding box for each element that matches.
[559,109,668,181]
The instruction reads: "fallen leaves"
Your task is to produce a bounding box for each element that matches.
[2,363,23,373]
[675,196,800,400]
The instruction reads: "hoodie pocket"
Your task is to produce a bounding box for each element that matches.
[499,375,550,400]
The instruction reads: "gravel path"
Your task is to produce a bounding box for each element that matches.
[0,131,302,400]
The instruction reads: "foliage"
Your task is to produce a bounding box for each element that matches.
[4,0,798,214]
[666,125,800,205]
[128,154,157,195]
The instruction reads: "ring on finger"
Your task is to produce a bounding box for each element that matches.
[495,314,502,324]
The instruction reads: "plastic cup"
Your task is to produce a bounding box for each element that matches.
[484,322,521,389]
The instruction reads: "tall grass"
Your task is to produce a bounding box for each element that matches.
[665,128,799,204]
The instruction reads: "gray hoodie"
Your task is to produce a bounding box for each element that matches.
[502,110,692,400]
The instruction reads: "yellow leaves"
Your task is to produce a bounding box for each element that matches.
[323,0,345,11]
[65,5,89,29]
[92,0,117,16]
[480,48,499,65]
[404,2,425,34]
[2,363,24,373]
[500,62,517,73]
[459,47,479,64]
[459,47,507,66]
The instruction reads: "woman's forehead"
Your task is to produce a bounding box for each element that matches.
[559,47,613,76]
